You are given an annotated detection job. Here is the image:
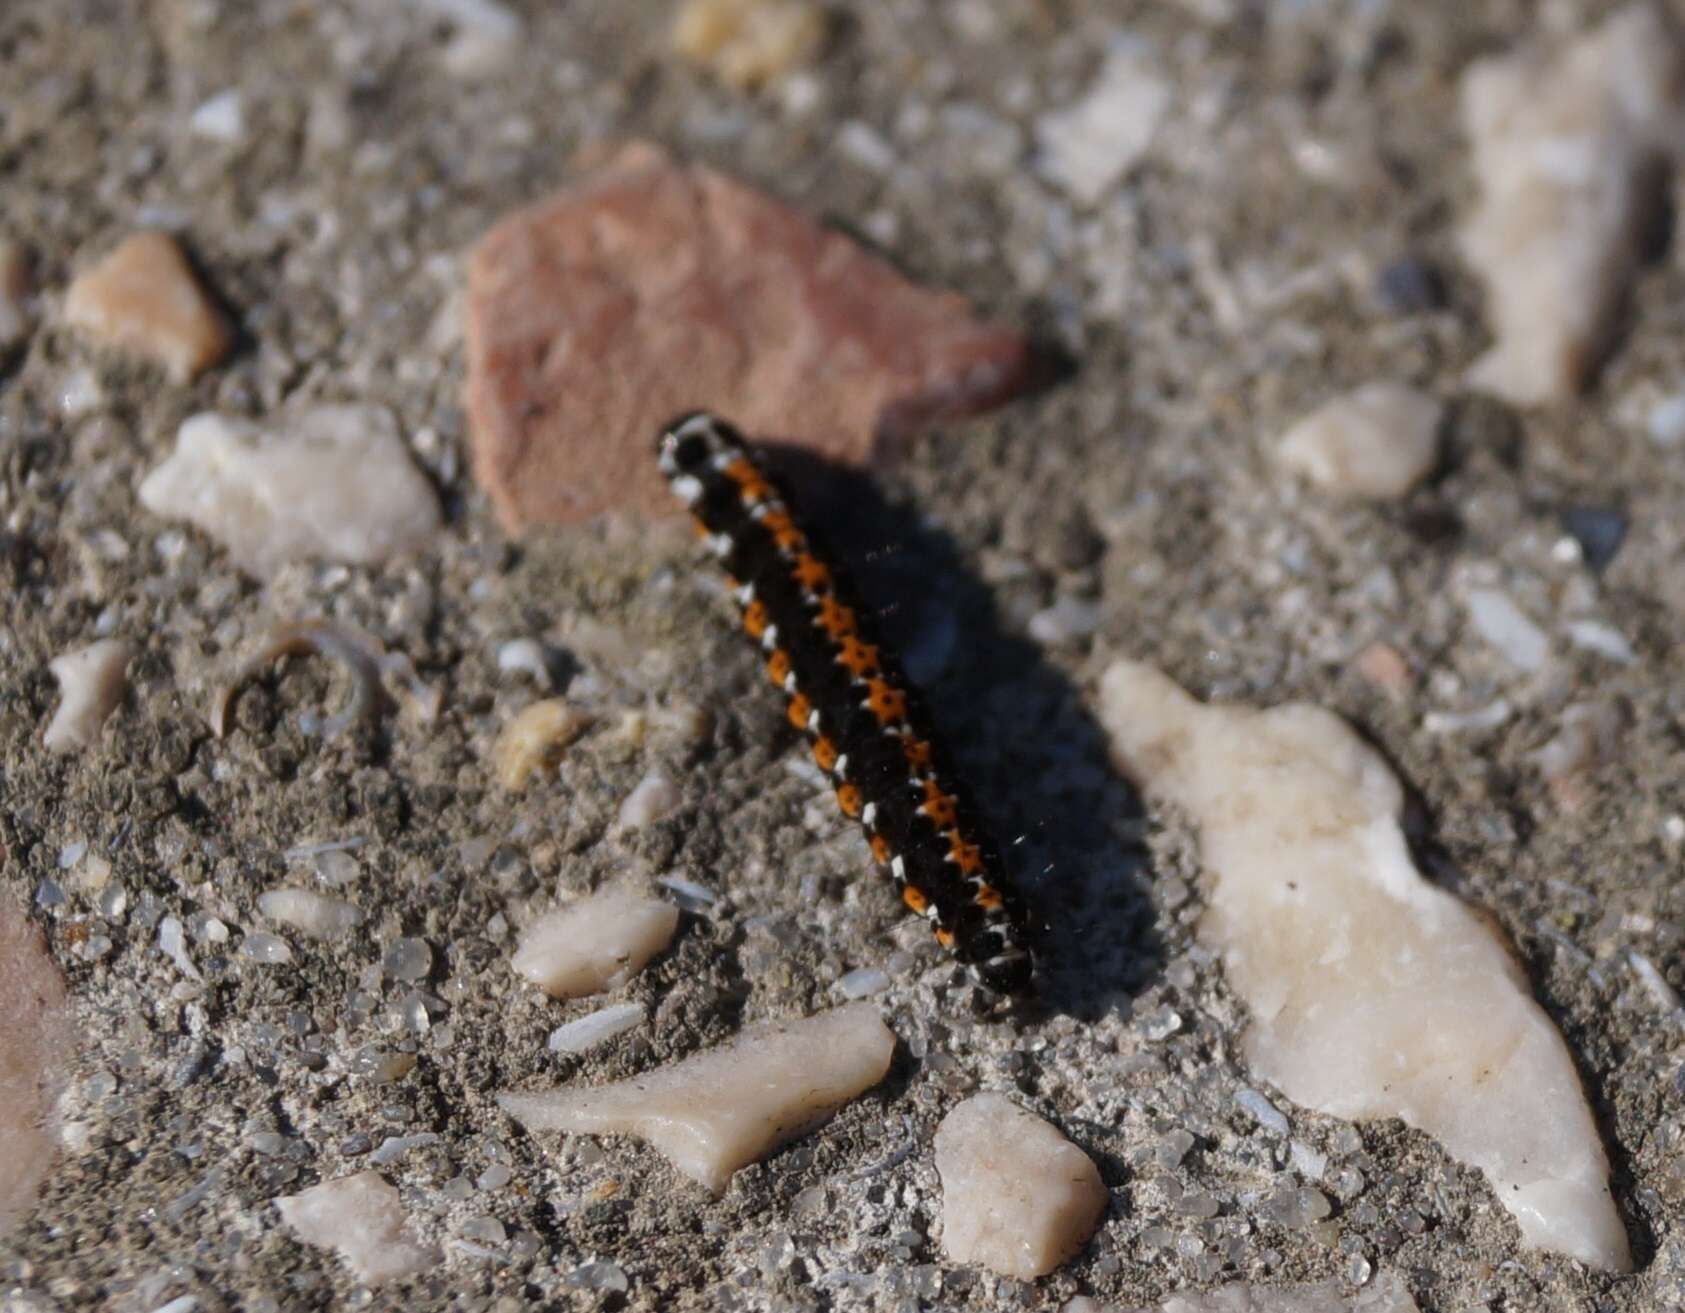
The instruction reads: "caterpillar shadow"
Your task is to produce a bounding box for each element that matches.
[760,443,1164,1021]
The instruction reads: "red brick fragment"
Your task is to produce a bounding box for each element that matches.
[464,142,1035,529]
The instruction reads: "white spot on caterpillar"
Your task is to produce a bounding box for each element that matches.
[671,473,705,504]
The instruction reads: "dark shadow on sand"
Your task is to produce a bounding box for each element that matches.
[754,443,1165,1022]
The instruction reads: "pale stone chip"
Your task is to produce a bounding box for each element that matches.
[497,1002,895,1193]
[1274,384,1441,500]
[1120,1271,1421,1313]
[510,890,679,999]
[935,1093,1107,1279]
[673,0,826,91]
[494,699,593,790]
[43,639,132,754]
[275,1171,439,1285]
[1459,4,1685,405]
[615,769,681,829]
[63,232,231,382]
[257,888,364,940]
[0,900,73,1236]
[138,407,441,579]
[1098,661,1631,1272]
[1036,41,1171,205]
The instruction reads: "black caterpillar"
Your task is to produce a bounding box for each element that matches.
[658,412,1034,995]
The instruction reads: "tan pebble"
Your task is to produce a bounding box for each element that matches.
[673,0,826,91]
[64,232,231,382]
[495,699,592,790]
[1351,642,1411,697]
[935,1093,1107,1279]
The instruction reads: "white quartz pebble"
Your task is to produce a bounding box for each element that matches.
[275,1172,439,1286]
[1458,5,1685,405]
[138,407,440,579]
[43,640,132,754]
[257,888,363,940]
[1098,661,1631,1271]
[498,1002,895,1194]
[934,1093,1107,1279]
[616,770,681,830]
[547,1003,646,1054]
[1274,384,1441,500]
[510,890,678,999]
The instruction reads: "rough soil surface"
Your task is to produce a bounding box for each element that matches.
[4,2,1685,1311]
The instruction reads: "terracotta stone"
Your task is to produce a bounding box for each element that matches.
[64,232,231,382]
[464,142,1035,530]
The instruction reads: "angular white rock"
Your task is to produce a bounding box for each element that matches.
[1459,4,1685,405]
[257,888,363,940]
[43,639,132,754]
[1037,41,1171,205]
[1123,1272,1420,1313]
[138,407,441,579]
[1274,384,1442,500]
[511,890,679,999]
[616,769,681,829]
[935,1093,1107,1279]
[1098,661,1631,1271]
[498,1002,895,1194]
[275,1171,438,1286]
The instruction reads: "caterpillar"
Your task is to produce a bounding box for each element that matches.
[657,412,1035,996]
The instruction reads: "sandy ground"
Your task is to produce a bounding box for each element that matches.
[4,1,1685,1309]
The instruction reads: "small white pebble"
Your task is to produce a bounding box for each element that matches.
[190,90,246,143]
[1629,951,1681,1014]
[276,1171,438,1285]
[239,932,294,965]
[832,966,891,1000]
[656,874,717,910]
[616,770,681,830]
[1235,1087,1290,1136]
[369,1132,441,1166]
[935,1092,1108,1279]
[1027,596,1102,646]
[43,640,132,754]
[547,1002,647,1054]
[496,638,554,686]
[1423,699,1513,734]
[512,892,678,1000]
[1275,383,1442,500]
[1464,588,1549,671]
[1289,1139,1328,1180]
[158,915,202,982]
[258,888,363,939]
[1564,619,1635,663]
[384,937,433,982]
[1648,392,1685,446]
